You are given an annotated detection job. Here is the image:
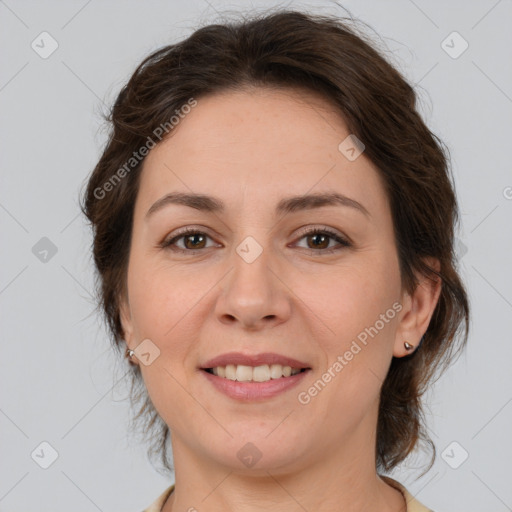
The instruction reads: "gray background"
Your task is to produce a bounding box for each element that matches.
[1,0,511,510]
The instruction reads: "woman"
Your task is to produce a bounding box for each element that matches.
[81,9,469,512]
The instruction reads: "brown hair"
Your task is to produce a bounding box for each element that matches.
[81,8,469,476]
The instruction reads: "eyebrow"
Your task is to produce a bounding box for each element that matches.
[145,191,370,219]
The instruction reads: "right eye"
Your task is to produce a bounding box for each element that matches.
[159,228,220,253]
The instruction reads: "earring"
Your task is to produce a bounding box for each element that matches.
[404,341,414,351]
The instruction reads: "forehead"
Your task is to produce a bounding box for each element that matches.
[137,87,389,218]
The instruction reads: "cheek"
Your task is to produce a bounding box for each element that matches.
[126,260,204,428]
[127,256,201,338]
[289,257,400,443]
[302,250,401,402]
[307,256,400,345]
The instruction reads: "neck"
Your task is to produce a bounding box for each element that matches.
[161,420,406,512]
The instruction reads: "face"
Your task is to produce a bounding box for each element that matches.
[120,87,426,474]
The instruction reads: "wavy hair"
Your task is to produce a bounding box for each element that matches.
[81,8,469,475]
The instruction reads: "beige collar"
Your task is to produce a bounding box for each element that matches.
[144,476,434,512]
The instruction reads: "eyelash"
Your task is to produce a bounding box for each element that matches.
[159,226,351,255]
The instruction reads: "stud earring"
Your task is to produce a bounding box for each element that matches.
[125,348,137,365]
[404,341,414,351]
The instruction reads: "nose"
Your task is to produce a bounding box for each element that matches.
[215,243,292,330]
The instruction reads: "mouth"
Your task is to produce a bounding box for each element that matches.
[202,364,309,383]
[199,352,311,398]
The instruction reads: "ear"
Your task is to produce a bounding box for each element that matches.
[394,257,442,357]
[119,295,139,365]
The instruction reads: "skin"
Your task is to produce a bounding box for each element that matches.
[120,87,441,512]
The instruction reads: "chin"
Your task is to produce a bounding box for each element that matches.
[201,431,310,473]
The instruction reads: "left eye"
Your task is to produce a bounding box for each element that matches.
[294,228,351,253]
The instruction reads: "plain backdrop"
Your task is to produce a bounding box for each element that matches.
[1,0,511,511]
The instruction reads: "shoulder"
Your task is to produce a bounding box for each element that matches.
[142,484,175,512]
[380,475,435,512]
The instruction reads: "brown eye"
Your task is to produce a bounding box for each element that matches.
[306,232,330,250]
[182,233,207,250]
[295,227,351,254]
[160,229,217,252]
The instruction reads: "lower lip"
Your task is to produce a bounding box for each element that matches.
[201,369,310,400]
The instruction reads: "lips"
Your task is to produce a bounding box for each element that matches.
[199,352,311,400]
[200,352,311,370]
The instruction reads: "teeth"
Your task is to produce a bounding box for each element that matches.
[253,365,270,382]
[225,364,237,380]
[208,364,302,382]
[236,365,253,382]
[270,364,283,379]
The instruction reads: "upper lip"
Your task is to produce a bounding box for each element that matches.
[201,352,311,369]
